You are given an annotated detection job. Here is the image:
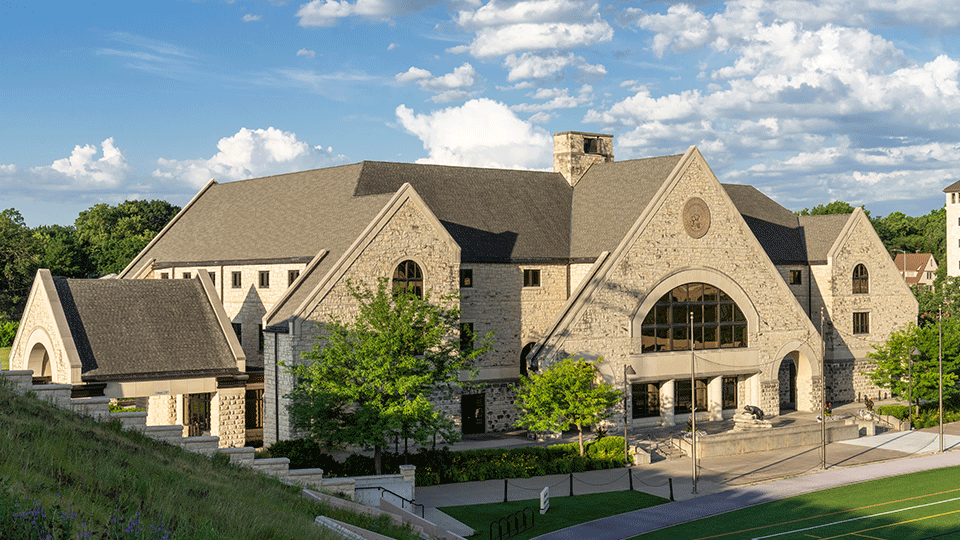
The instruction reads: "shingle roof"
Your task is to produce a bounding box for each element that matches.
[53,278,239,381]
[893,253,936,285]
[944,180,960,193]
[798,214,852,263]
[723,184,808,264]
[570,155,683,258]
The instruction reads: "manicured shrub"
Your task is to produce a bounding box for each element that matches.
[0,321,18,348]
[876,405,909,421]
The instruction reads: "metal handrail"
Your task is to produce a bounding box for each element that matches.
[354,486,424,517]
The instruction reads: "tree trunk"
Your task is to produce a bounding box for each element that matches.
[577,423,584,456]
[374,445,382,475]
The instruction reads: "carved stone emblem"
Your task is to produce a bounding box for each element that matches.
[683,197,710,239]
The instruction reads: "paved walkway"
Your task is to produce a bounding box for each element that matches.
[416,405,960,539]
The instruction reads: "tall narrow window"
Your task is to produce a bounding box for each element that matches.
[789,270,802,285]
[232,271,241,289]
[460,269,473,288]
[257,324,264,353]
[459,323,474,352]
[288,269,300,286]
[852,264,869,294]
[392,260,423,298]
[631,382,660,418]
[232,323,242,345]
[853,312,870,334]
[523,269,541,287]
[722,377,738,410]
[520,342,535,377]
[208,271,216,285]
[259,270,270,289]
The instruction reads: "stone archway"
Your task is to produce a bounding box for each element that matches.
[772,342,819,413]
[27,342,52,379]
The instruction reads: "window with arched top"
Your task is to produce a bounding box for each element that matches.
[852,264,869,294]
[392,260,423,298]
[639,283,747,352]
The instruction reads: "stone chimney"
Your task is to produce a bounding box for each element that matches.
[553,131,614,186]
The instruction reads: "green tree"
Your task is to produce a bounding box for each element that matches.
[0,209,39,321]
[515,357,621,456]
[285,279,490,474]
[869,320,960,415]
[74,200,180,276]
[32,224,90,278]
[797,200,865,216]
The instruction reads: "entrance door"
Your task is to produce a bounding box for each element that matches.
[187,393,212,437]
[461,393,485,435]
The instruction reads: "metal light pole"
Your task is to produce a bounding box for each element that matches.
[623,364,636,465]
[898,248,907,282]
[940,306,944,453]
[820,307,826,470]
[908,345,918,429]
[690,311,697,494]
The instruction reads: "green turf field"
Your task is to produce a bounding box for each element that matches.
[441,490,668,540]
[635,465,960,540]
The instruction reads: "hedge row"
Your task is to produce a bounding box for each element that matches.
[876,404,960,429]
[265,436,626,487]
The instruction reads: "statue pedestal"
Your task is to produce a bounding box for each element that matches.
[733,413,772,432]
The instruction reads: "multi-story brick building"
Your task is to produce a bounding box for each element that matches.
[113,132,915,444]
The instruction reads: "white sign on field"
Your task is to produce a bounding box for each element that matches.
[540,487,549,515]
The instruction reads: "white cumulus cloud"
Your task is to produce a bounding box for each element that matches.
[296,0,441,26]
[296,48,316,57]
[152,127,347,187]
[242,14,262,22]
[395,98,552,169]
[395,63,478,103]
[503,52,606,83]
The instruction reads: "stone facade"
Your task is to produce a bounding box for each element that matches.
[212,386,246,448]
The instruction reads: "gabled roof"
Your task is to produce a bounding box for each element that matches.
[893,252,937,284]
[724,184,807,264]
[570,155,683,258]
[53,277,241,381]
[944,180,960,193]
[798,214,852,263]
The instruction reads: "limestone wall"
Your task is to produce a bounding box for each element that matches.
[212,387,246,448]
[539,154,821,419]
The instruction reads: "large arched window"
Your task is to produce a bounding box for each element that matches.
[852,264,869,294]
[640,283,747,352]
[392,260,423,298]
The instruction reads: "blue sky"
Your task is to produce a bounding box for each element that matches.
[3,0,960,227]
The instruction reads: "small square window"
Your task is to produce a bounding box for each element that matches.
[288,269,300,286]
[208,271,216,285]
[853,312,870,334]
[259,270,270,289]
[789,270,802,285]
[523,269,541,288]
[460,323,474,352]
[182,272,191,279]
[232,271,241,289]
[460,269,473,288]
[160,272,169,279]
[232,323,242,345]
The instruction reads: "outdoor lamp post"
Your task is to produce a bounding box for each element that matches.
[939,306,944,453]
[909,345,919,429]
[623,364,636,465]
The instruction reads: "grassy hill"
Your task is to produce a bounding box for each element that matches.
[0,383,421,539]
[1,347,9,370]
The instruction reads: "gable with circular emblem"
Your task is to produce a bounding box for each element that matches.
[683,197,711,239]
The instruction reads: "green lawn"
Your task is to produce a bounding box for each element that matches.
[0,347,9,370]
[634,465,960,539]
[441,490,668,540]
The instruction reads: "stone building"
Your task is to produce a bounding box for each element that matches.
[110,131,914,443]
[9,270,249,447]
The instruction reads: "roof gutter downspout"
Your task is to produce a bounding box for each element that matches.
[808,264,812,319]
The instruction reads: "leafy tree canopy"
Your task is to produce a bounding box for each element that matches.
[75,200,180,276]
[515,357,621,456]
[869,319,960,412]
[285,278,490,474]
[796,200,866,217]
[0,209,39,320]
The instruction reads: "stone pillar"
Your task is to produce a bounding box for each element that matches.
[147,395,178,426]
[749,373,761,407]
[708,377,723,421]
[661,379,675,426]
[213,376,248,449]
[760,381,780,418]
[400,465,416,501]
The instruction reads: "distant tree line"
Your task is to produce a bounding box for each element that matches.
[0,200,180,321]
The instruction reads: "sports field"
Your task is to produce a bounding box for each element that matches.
[635,465,960,540]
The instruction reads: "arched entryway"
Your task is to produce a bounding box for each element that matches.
[27,342,52,382]
[772,343,818,413]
